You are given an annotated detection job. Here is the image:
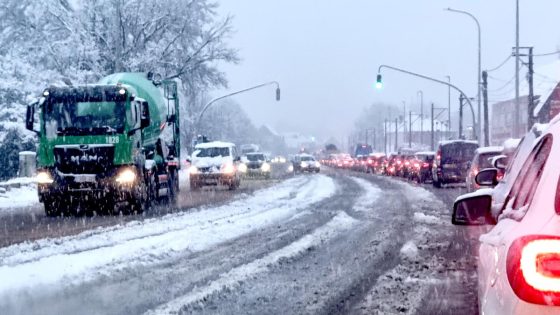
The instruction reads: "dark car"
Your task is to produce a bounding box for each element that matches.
[385,154,403,176]
[243,152,272,179]
[400,154,416,178]
[432,140,479,187]
[408,151,435,183]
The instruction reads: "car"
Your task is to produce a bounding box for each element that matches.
[465,146,504,193]
[293,154,320,173]
[353,155,369,172]
[451,118,560,315]
[241,152,272,179]
[189,141,242,190]
[432,140,479,187]
[366,153,386,174]
[400,154,416,178]
[408,151,435,183]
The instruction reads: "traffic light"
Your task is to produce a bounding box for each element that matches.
[376,74,383,89]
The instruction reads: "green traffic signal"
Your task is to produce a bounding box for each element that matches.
[376,74,383,89]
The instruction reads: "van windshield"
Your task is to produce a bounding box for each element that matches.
[195,147,230,158]
[442,143,478,162]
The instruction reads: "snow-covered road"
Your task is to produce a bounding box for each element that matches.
[0,170,479,315]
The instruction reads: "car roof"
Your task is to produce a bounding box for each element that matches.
[195,141,235,149]
[475,146,504,154]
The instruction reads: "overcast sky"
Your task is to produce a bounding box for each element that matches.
[214,0,560,141]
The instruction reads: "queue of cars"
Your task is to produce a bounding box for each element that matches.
[451,122,555,314]
[188,141,295,190]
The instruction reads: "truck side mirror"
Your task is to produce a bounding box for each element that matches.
[140,101,150,129]
[25,104,40,135]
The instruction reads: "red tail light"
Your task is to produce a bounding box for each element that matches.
[413,163,420,169]
[422,162,429,168]
[507,235,560,305]
[404,161,410,166]
[396,160,402,165]
[367,159,373,164]
[471,167,479,178]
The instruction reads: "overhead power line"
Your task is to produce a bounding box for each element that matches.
[487,55,512,72]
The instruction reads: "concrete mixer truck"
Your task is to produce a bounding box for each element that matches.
[25,72,181,216]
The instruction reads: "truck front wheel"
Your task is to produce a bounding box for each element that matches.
[44,198,62,217]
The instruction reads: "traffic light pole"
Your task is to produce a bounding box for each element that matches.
[377,64,477,140]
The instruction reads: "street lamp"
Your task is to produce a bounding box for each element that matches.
[198,81,281,125]
[445,8,482,146]
[445,75,451,133]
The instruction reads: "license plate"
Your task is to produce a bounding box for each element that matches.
[74,175,96,183]
[442,164,456,169]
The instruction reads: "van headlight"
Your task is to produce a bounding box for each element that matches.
[238,163,248,173]
[301,162,308,168]
[36,171,54,184]
[222,163,235,174]
[315,161,320,168]
[261,162,271,172]
[115,168,136,183]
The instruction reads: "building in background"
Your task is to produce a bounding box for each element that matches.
[491,60,560,145]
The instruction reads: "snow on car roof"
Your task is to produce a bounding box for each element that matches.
[475,146,503,154]
[502,138,521,151]
[415,151,435,155]
[195,141,235,149]
[438,140,479,146]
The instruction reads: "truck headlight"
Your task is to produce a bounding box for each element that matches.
[315,161,321,168]
[301,162,308,168]
[36,171,54,184]
[287,165,294,172]
[261,162,271,172]
[115,168,136,183]
[238,163,248,173]
[189,166,199,175]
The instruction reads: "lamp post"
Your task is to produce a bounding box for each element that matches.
[197,81,281,127]
[445,8,482,146]
[445,75,451,133]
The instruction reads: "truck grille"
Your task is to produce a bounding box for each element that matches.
[54,145,114,174]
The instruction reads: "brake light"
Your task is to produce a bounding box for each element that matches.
[396,160,402,165]
[413,162,420,169]
[507,235,560,305]
[471,167,479,177]
[422,162,429,168]
[405,161,410,166]
[367,159,373,164]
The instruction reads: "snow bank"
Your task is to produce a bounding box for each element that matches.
[0,178,38,211]
[413,212,443,225]
[0,175,336,296]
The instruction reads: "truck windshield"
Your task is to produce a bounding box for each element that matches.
[44,96,126,137]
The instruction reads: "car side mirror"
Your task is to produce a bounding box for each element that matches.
[492,155,508,170]
[140,102,150,129]
[25,104,40,135]
[452,193,494,225]
[475,168,498,186]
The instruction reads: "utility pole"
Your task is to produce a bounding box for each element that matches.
[409,111,412,148]
[418,90,424,146]
[459,94,464,139]
[365,129,368,146]
[514,0,520,138]
[384,120,388,155]
[373,128,377,151]
[482,70,489,146]
[446,76,451,134]
[527,47,535,129]
[431,104,435,150]
[394,118,398,152]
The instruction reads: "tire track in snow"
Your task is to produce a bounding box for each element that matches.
[0,175,336,297]
[349,177,383,214]
[144,211,359,315]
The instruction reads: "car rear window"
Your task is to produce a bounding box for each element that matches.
[442,143,478,161]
